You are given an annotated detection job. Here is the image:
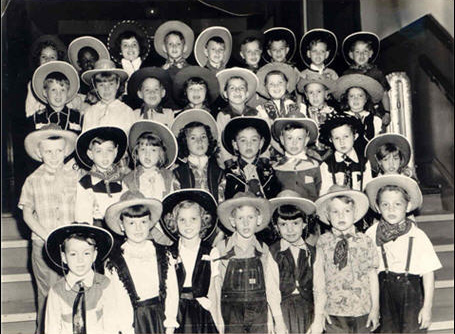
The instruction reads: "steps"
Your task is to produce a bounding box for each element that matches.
[1,211,454,334]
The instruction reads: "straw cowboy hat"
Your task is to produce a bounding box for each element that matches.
[271,112,319,145]
[81,59,128,86]
[154,20,194,60]
[194,26,232,67]
[365,133,411,172]
[68,36,110,72]
[270,189,317,216]
[171,108,219,139]
[216,67,259,102]
[256,62,298,98]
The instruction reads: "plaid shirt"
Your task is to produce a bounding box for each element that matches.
[18,164,79,240]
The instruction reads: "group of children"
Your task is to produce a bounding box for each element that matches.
[19,20,442,334]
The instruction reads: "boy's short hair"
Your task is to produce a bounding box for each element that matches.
[265,70,288,85]
[114,30,146,57]
[267,38,288,49]
[376,143,403,161]
[281,123,308,134]
[165,30,185,43]
[350,39,373,52]
[224,76,248,92]
[307,39,328,51]
[376,185,411,205]
[120,204,151,220]
[184,77,208,91]
[242,37,262,49]
[43,72,70,90]
[94,72,120,83]
[231,205,260,218]
[88,136,118,150]
[132,132,168,168]
[206,36,225,48]
[177,121,217,158]
[164,201,213,239]
[234,126,262,141]
[140,76,164,90]
[329,195,355,207]
[61,233,97,253]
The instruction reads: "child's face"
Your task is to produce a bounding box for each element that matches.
[44,81,68,110]
[233,127,264,161]
[307,42,329,66]
[240,41,262,67]
[177,205,202,240]
[137,78,165,108]
[187,126,209,157]
[120,37,140,62]
[266,73,287,100]
[186,83,207,106]
[379,152,402,174]
[327,198,355,232]
[224,78,248,105]
[230,205,261,239]
[267,40,289,63]
[377,190,410,225]
[62,238,97,277]
[348,41,373,66]
[204,41,226,67]
[280,128,309,156]
[164,34,186,60]
[95,79,120,102]
[277,217,306,244]
[330,124,357,155]
[347,87,367,112]
[38,138,66,171]
[78,50,98,72]
[137,143,162,169]
[305,83,327,107]
[121,215,154,244]
[39,46,58,65]
[87,141,118,172]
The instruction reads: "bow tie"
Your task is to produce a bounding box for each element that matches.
[163,58,186,70]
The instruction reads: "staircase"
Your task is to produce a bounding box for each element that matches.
[1,198,454,333]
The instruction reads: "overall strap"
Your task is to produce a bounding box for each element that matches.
[380,245,389,273]
[405,236,414,276]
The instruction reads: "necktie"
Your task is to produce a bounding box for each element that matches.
[342,154,353,188]
[72,281,87,334]
[333,234,351,270]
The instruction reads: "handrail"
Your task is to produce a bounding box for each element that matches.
[432,157,454,189]
[418,54,454,104]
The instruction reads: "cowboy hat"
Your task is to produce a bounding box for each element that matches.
[270,189,316,216]
[154,20,195,60]
[333,73,384,103]
[194,26,232,67]
[263,27,297,63]
[299,28,338,67]
[271,112,319,145]
[81,59,128,86]
[216,67,258,102]
[171,108,219,139]
[172,66,219,105]
[68,36,110,72]
[365,133,411,172]
[256,62,298,98]
[342,31,380,65]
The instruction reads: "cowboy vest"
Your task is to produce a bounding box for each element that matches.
[325,151,367,190]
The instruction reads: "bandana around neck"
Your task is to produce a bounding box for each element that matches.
[376,217,413,246]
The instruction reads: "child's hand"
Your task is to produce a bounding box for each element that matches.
[366,308,380,331]
[307,320,323,334]
[418,305,432,329]
[165,327,175,334]
[274,319,288,334]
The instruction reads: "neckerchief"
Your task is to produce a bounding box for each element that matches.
[89,165,123,197]
[141,104,164,119]
[307,104,332,125]
[349,63,374,72]
[188,154,209,171]
[376,218,413,246]
[162,57,186,70]
[310,63,326,74]
[333,233,355,270]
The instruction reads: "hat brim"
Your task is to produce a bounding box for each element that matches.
[68,36,110,72]
[300,29,338,68]
[216,67,258,102]
[45,224,114,269]
[256,63,297,98]
[127,67,172,101]
[270,196,316,216]
[194,26,232,67]
[365,133,411,172]
[296,72,336,94]
[154,20,195,59]
[263,27,297,63]
[222,116,271,155]
[232,30,264,62]
[172,66,219,105]
[32,61,80,103]
[365,175,422,213]
[342,31,380,65]
[25,128,77,162]
[76,126,127,169]
[128,120,178,169]
[171,109,219,139]
[29,35,67,68]
[315,189,369,225]
[161,189,218,241]
[334,73,384,103]
[107,20,151,64]
[271,117,319,145]
[217,196,271,232]
[81,67,128,86]
[105,198,163,235]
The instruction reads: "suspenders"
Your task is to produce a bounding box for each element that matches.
[380,236,414,275]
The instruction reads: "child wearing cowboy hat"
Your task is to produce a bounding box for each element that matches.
[271,114,322,201]
[44,223,116,334]
[75,126,128,227]
[195,26,232,73]
[233,30,265,73]
[312,186,380,334]
[18,125,79,333]
[154,20,195,81]
[104,191,179,334]
[215,192,287,334]
[161,189,222,333]
[267,190,318,333]
[127,67,174,126]
[263,27,297,66]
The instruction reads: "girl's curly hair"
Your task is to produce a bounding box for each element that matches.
[113,30,147,59]
[177,122,218,159]
[339,86,375,113]
[32,40,66,68]
[163,201,213,239]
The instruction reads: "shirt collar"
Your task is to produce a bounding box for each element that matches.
[346,110,369,118]
[280,238,307,252]
[188,154,209,169]
[121,57,142,75]
[65,270,95,291]
[335,149,359,163]
[226,232,265,254]
[285,151,308,160]
[332,225,357,238]
[310,63,325,74]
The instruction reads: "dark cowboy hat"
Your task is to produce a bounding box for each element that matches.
[299,28,338,68]
[333,73,384,103]
[107,20,151,64]
[105,190,163,235]
[161,189,218,241]
[217,191,271,233]
[154,20,195,60]
[194,26,233,67]
[68,36,110,73]
[172,66,219,106]
[32,61,80,103]
[296,70,337,94]
[127,66,172,100]
[256,62,298,98]
[171,108,219,139]
[128,120,178,169]
[81,59,128,86]
[46,223,114,269]
[232,29,264,63]
[216,67,259,102]
[271,112,319,145]
[222,116,271,155]
[342,31,380,65]
[262,27,297,63]
[365,133,411,173]
[76,126,127,169]
[29,34,67,68]
[365,175,422,213]
[270,189,316,216]
[318,113,363,147]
